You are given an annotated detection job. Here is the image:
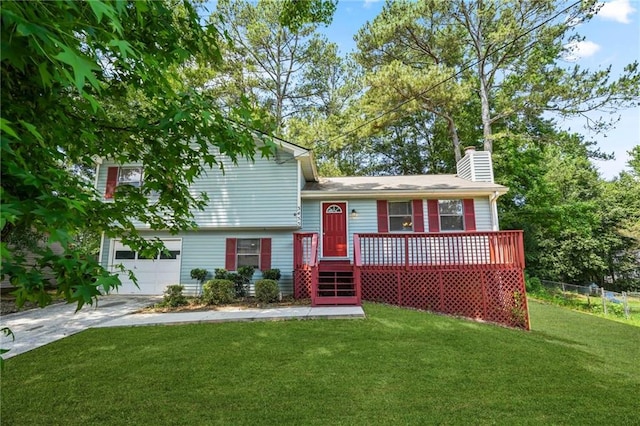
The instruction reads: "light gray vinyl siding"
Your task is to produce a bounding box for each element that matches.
[100,234,110,267]
[472,197,492,231]
[96,148,300,229]
[101,230,295,296]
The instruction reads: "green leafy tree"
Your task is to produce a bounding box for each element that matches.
[495,123,638,289]
[1,0,274,310]
[354,0,639,159]
[214,0,336,133]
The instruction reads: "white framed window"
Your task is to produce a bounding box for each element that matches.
[118,167,143,188]
[439,200,464,231]
[388,201,413,232]
[237,239,260,268]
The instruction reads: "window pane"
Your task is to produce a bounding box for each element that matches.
[119,167,142,185]
[237,239,260,254]
[237,255,259,268]
[388,201,411,216]
[115,250,135,260]
[137,251,157,260]
[440,216,464,231]
[160,250,181,260]
[389,216,413,231]
[439,200,462,215]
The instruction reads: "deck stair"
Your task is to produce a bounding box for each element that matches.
[314,261,359,306]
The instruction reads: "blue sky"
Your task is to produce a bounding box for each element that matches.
[319,0,640,179]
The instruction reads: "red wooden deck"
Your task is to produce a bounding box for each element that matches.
[293,231,529,330]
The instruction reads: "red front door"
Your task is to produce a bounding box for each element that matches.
[322,202,347,257]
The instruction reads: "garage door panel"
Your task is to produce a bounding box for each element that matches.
[110,239,182,295]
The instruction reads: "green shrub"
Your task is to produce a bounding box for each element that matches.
[161,285,188,307]
[235,266,255,298]
[190,268,209,284]
[212,267,254,298]
[262,269,281,281]
[525,273,542,293]
[214,268,230,280]
[202,279,235,305]
[255,279,279,303]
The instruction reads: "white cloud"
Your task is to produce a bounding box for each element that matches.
[597,0,636,23]
[563,40,601,61]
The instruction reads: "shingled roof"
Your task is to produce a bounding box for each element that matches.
[301,174,508,199]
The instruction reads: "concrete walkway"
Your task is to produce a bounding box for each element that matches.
[1,296,365,359]
[1,296,159,359]
[94,306,365,328]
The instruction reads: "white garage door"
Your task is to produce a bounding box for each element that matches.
[110,239,182,295]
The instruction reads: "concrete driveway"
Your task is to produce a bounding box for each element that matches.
[0,295,159,359]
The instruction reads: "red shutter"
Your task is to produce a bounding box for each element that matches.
[260,238,271,271]
[225,238,237,271]
[463,199,476,231]
[105,167,119,199]
[427,200,440,233]
[412,200,424,232]
[376,200,389,233]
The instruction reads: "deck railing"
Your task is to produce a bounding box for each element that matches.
[293,232,318,269]
[354,231,528,329]
[293,233,318,300]
[354,231,525,270]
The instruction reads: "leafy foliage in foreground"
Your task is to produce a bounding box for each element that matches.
[0,0,275,309]
[1,303,638,424]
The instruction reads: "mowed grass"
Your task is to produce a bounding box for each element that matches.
[2,301,638,425]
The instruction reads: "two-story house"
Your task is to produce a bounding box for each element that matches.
[97,141,529,329]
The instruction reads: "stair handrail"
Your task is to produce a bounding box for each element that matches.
[353,233,362,267]
[309,233,319,267]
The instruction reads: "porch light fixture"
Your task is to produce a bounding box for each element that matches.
[350,209,358,218]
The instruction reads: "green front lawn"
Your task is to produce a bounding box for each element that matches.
[2,301,638,424]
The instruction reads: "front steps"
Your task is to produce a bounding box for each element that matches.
[314,260,359,306]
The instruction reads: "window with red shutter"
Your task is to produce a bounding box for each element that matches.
[260,238,271,271]
[105,167,119,199]
[463,199,476,231]
[225,238,237,271]
[376,200,389,233]
[412,200,424,232]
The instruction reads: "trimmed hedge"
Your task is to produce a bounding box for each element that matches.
[255,279,279,303]
[262,269,281,281]
[202,279,235,305]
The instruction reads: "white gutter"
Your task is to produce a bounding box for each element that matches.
[489,191,501,231]
[94,162,101,191]
[301,188,509,200]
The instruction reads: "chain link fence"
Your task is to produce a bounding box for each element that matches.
[539,280,640,321]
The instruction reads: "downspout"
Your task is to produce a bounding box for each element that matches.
[94,161,101,191]
[98,232,106,269]
[489,191,500,231]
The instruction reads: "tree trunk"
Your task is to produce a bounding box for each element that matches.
[446,116,462,162]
